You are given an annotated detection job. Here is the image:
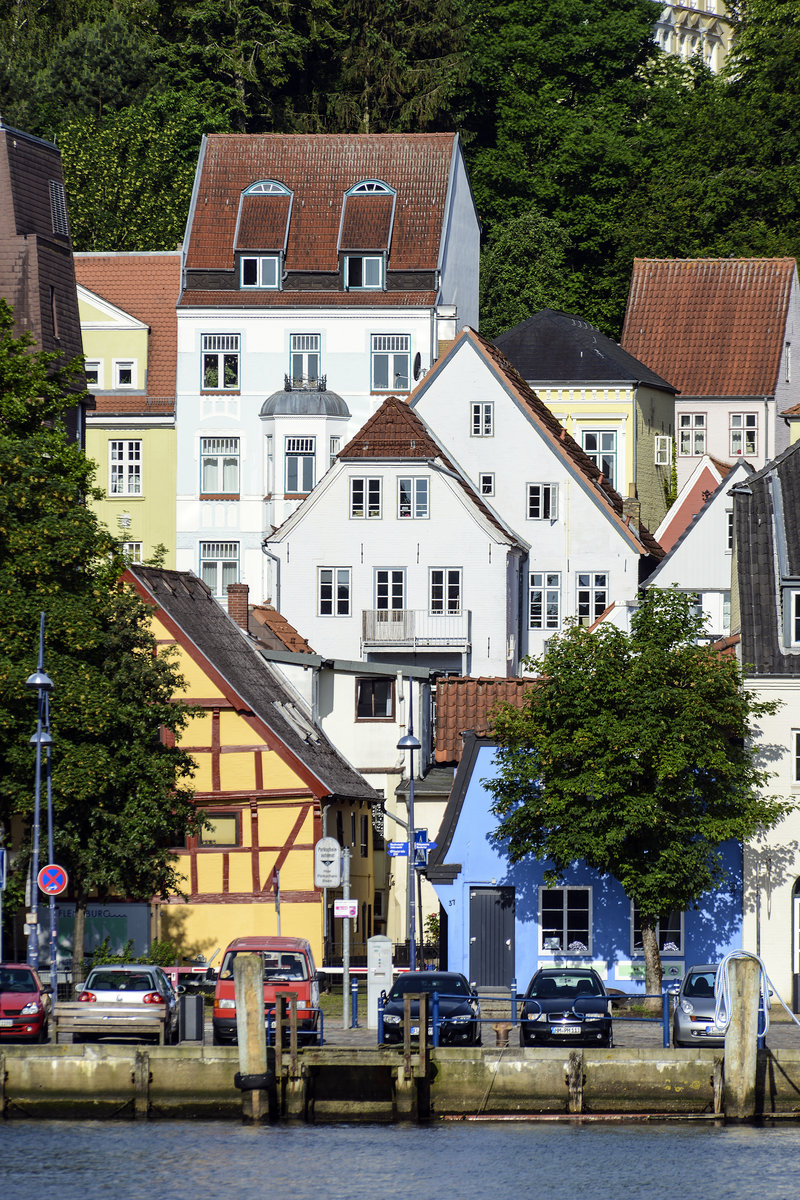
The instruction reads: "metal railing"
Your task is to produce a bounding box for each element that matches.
[361,609,469,647]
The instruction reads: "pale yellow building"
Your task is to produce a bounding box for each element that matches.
[654,3,735,74]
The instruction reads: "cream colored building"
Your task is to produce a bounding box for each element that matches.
[654,3,735,73]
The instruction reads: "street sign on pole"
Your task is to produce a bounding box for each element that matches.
[334,899,358,919]
[414,829,437,866]
[0,847,6,890]
[314,836,342,887]
[37,863,68,896]
[387,841,409,857]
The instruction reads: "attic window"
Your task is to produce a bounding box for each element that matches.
[348,180,393,195]
[49,180,69,237]
[244,180,291,196]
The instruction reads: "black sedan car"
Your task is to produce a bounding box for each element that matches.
[520,967,612,1047]
[381,971,481,1046]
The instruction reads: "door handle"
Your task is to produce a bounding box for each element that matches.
[505,939,511,948]
[470,936,477,944]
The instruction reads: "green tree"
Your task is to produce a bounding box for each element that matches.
[486,590,789,995]
[479,206,573,339]
[0,302,199,967]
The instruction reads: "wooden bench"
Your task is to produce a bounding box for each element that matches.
[53,1002,167,1045]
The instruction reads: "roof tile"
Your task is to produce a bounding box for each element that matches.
[435,676,534,764]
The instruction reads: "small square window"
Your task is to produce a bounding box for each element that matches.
[241,255,280,289]
[346,255,383,289]
[319,567,351,616]
[199,813,241,847]
[356,678,394,720]
[527,483,558,520]
[114,360,135,388]
[480,473,495,496]
[121,541,143,564]
[471,402,493,437]
[655,435,672,466]
[85,360,103,389]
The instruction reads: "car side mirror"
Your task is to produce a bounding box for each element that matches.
[41,986,53,995]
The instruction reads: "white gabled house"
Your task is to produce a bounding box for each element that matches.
[409,329,665,663]
[174,133,479,606]
[265,395,527,678]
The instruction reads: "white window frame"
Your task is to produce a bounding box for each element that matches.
[121,541,143,564]
[539,886,592,955]
[730,412,757,457]
[471,401,494,437]
[529,572,561,630]
[398,476,429,519]
[200,541,239,598]
[577,572,608,626]
[788,590,800,647]
[200,436,240,496]
[372,334,410,392]
[375,568,405,611]
[480,473,495,496]
[285,436,316,494]
[527,483,559,520]
[582,429,617,487]
[429,568,462,615]
[329,436,341,467]
[202,333,240,391]
[289,333,321,387]
[631,902,684,957]
[350,476,382,519]
[109,439,142,496]
[84,359,103,389]
[113,359,136,389]
[726,510,734,553]
[655,435,672,466]
[793,731,800,785]
[240,254,280,289]
[346,255,384,290]
[678,412,706,456]
[319,567,351,616]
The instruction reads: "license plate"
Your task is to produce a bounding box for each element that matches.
[0,1019,13,1027]
[552,1025,581,1035]
[409,1026,433,1036]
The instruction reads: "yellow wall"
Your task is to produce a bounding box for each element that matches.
[87,424,177,566]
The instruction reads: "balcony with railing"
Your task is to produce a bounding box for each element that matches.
[361,608,470,650]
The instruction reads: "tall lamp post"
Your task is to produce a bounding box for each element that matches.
[25,613,53,971]
[397,679,421,972]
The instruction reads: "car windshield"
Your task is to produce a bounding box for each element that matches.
[220,951,308,982]
[86,971,155,991]
[389,975,470,998]
[528,973,603,999]
[684,971,717,998]
[0,968,36,992]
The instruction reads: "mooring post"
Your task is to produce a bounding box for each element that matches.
[724,956,761,1121]
[233,952,271,1123]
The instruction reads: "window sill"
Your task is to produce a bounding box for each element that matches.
[284,492,311,500]
[371,389,410,396]
[355,716,396,723]
[200,493,240,502]
[200,390,240,396]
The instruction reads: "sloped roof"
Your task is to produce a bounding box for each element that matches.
[414,327,665,561]
[434,676,534,764]
[249,605,316,654]
[494,308,675,392]
[126,566,376,802]
[654,456,733,552]
[75,252,181,402]
[621,258,796,397]
[184,133,457,274]
[180,289,437,309]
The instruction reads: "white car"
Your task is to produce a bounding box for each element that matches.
[77,964,180,1043]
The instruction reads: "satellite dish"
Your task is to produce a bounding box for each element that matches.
[413,352,422,381]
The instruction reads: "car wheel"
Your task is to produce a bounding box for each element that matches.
[600,1032,613,1049]
[38,1022,49,1044]
[212,1028,229,1046]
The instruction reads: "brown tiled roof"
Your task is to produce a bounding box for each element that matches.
[415,327,665,560]
[90,395,175,417]
[235,194,291,250]
[781,402,800,416]
[179,289,437,308]
[339,194,393,250]
[74,252,180,399]
[249,605,315,654]
[621,258,796,397]
[435,676,535,764]
[184,133,456,273]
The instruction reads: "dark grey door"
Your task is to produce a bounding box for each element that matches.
[469,887,515,986]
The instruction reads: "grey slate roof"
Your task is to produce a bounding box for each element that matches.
[128,566,377,802]
[732,440,800,676]
[493,309,676,392]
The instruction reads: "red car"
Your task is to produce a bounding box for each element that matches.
[0,963,53,1042]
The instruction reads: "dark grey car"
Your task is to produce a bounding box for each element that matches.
[381,971,481,1046]
[520,967,613,1047]
[672,964,723,1047]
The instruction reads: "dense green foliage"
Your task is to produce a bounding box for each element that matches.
[486,590,789,991]
[1,1,799,330]
[0,303,199,952]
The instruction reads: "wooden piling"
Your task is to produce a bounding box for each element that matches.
[234,953,270,1123]
[723,956,761,1121]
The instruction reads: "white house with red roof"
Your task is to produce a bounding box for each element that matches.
[410,328,665,663]
[175,133,479,605]
[621,258,800,491]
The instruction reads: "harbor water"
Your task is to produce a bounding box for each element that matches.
[3,1120,800,1199]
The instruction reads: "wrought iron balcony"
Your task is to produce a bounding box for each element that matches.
[283,374,328,391]
[361,609,470,649]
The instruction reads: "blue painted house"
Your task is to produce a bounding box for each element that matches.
[427,733,743,992]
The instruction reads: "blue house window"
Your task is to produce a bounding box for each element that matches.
[539,887,591,954]
[631,903,683,956]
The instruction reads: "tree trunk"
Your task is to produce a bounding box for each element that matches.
[72,900,87,989]
[641,920,663,1007]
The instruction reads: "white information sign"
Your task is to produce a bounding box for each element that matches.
[314,837,342,888]
[334,899,358,919]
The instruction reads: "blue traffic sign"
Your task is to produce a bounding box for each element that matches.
[387,841,409,857]
[38,863,68,895]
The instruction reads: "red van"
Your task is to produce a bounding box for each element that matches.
[212,936,322,1046]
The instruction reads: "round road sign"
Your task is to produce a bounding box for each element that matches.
[38,863,68,895]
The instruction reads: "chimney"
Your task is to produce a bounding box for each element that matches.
[227,582,249,630]
[622,491,641,534]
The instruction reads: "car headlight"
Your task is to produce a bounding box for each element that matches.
[218,998,236,1010]
[584,1013,603,1021]
[383,1013,402,1025]
[21,1002,42,1015]
[448,1014,472,1024]
[525,1010,543,1021]
[680,1000,694,1015]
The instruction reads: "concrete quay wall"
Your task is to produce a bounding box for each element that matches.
[2,1045,800,1121]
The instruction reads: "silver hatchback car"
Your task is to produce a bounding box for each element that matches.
[78,963,180,1044]
[672,964,723,1048]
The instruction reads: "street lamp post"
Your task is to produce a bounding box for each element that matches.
[397,680,421,973]
[25,613,53,971]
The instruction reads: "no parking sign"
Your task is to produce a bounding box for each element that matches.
[38,863,68,895]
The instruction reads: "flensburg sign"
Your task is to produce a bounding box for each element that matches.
[38,863,68,895]
[314,837,342,888]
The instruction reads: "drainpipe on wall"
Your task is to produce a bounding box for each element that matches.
[261,543,281,609]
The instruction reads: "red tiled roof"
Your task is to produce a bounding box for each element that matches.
[782,402,800,416]
[339,194,393,250]
[415,328,665,560]
[235,194,291,250]
[179,289,437,308]
[621,258,796,397]
[435,676,535,764]
[74,252,180,399]
[90,395,175,417]
[249,605,315,654]
[184,133,456,273]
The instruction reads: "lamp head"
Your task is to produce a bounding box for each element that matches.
[397,732,421,751]
[25,669,54,692]
[30,729,54,747]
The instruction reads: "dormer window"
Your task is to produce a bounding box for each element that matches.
[346,255,384,290]
[241,254,280,289]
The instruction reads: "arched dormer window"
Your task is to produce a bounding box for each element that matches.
[339,180,396,290]
[235,180,293,289]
